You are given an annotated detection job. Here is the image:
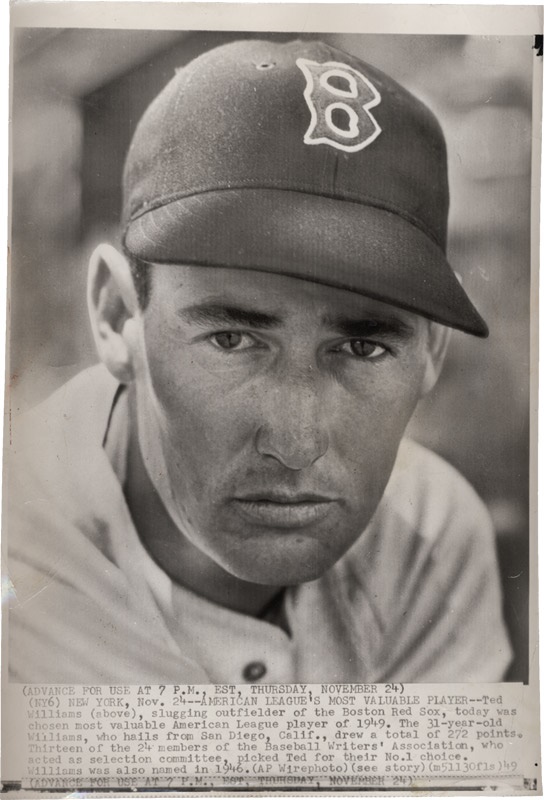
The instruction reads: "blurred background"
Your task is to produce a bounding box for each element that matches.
[10,30,535,680]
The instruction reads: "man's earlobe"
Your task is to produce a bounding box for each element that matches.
[420,322,452,397]
[87,244,139,384]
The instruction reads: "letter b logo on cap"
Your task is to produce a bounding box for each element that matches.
[297,58,382,153]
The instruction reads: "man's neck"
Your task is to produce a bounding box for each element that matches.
[123,409,282,618]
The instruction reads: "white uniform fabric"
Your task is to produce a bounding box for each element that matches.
[8,366,512,684]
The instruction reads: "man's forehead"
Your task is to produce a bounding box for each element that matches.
[149,263,422,333]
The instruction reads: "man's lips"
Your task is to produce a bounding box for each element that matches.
[232,493,337,528]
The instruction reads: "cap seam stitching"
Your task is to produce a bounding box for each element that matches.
[127,185,444,249]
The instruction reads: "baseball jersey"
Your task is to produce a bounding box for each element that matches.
[7,366,512,684]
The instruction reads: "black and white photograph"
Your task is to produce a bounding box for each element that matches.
[3,3,542,793]
[2,2,542,797]
[6,22,535,689]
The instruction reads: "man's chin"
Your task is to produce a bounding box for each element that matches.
[218,541,348,587]
[194,505,372,586]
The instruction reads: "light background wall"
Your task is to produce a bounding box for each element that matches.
[9,31,535,679]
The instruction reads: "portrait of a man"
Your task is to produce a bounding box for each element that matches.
[8,31,531,685]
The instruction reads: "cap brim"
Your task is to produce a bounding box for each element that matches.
[124,189,488,337]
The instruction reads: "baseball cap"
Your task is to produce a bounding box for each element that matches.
[122,38,488,337]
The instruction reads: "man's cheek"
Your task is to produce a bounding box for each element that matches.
[342,392,414,448]
[336,398,416,491]
[165,408,250,488]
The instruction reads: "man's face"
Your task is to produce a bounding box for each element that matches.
[128,265,432,586]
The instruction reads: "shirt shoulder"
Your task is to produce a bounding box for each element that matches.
[332,439,510,681]
[381,437,493,547]
[12,364,119,458]
[336,438,495,626]
[7,367,206,683]
[343,437,494,585]
[8,365,121,550]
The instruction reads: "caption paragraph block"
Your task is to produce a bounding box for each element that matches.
[3,683,540,792]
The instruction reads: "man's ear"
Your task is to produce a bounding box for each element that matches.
[87,244,140,383]
[420,322,452,398]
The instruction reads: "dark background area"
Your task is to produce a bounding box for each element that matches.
[10,30,534,681]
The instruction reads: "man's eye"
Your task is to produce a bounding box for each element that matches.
[209,332,255,351]
[339,340,386,359]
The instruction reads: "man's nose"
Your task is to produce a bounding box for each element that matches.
[255,368,330,470]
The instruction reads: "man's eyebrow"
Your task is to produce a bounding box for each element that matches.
[177,302,283,329]
[323,314,416,339]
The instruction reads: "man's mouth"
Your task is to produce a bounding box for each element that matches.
[232,493,336,528]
